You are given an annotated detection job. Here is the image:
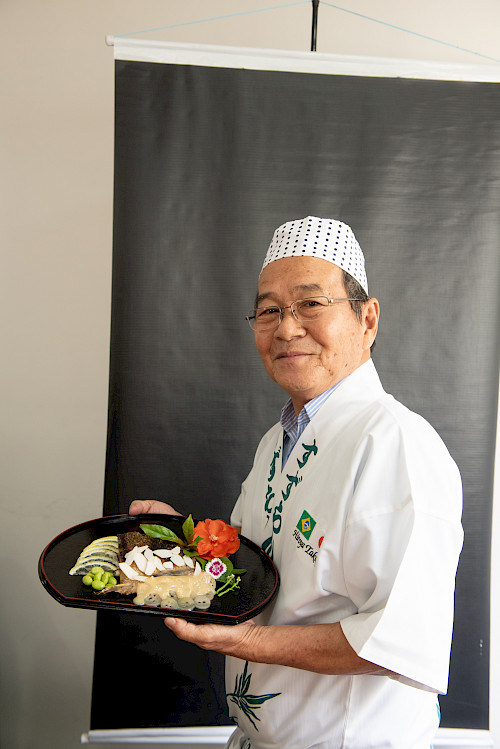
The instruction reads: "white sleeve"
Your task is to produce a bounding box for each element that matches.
[339,416,463,694]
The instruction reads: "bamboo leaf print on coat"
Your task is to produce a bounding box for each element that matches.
[227,661,281,730]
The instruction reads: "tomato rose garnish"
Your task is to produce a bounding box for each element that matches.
[192,519,240,560]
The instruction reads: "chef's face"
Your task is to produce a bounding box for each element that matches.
[254,257,379,415]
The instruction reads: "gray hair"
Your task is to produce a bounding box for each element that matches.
[342,270,376,351]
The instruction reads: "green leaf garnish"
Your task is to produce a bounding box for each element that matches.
[140,524,185,546]
[182,514,195,545]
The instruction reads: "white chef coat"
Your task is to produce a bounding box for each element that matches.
[225,360,463,749]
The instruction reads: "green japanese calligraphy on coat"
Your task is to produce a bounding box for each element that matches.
[262,440,318,558]
[297,441,318,468]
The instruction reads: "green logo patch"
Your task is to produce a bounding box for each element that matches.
[296,510,316,540]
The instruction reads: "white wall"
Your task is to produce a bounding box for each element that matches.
[1,2,499,748]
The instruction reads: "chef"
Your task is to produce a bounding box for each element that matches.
[130,216,463,749]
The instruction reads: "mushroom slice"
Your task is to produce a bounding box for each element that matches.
[133,552,148,573]
[170,554,185,567]
[153,556,165,572]
[153,549,174,559]
[118,562,147,582]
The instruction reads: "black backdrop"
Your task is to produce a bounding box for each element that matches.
[92,45,500,733]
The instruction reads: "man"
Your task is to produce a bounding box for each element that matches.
[130,216,463,749]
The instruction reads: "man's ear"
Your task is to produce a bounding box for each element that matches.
[363,298,380,350]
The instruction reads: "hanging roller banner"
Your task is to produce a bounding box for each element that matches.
[91,39,500,740]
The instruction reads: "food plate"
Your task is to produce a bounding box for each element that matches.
[38,514,279,624]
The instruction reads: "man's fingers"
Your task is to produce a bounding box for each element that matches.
[129,499,181,515]
[128,500,147,515]
[164,617,186,632]
[164,618,203,643]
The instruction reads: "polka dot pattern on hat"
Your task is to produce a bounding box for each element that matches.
[261,216,368,294]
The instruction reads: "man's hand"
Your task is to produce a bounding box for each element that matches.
[128,499,182,516]
[164,618,259,659]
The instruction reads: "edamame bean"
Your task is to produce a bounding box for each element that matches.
[81,566,118,593]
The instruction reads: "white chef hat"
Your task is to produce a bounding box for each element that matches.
[261,216,368,294]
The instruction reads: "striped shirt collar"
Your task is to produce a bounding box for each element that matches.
[280,381,342,467]
[280,381,341,434]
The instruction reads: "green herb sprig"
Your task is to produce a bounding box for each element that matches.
[217,574,242,597]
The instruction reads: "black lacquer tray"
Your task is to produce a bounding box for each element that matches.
[38,514,279,624]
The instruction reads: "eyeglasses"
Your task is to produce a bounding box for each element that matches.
[245,296,359,331]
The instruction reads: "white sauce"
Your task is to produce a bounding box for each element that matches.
[133,571,216,606]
